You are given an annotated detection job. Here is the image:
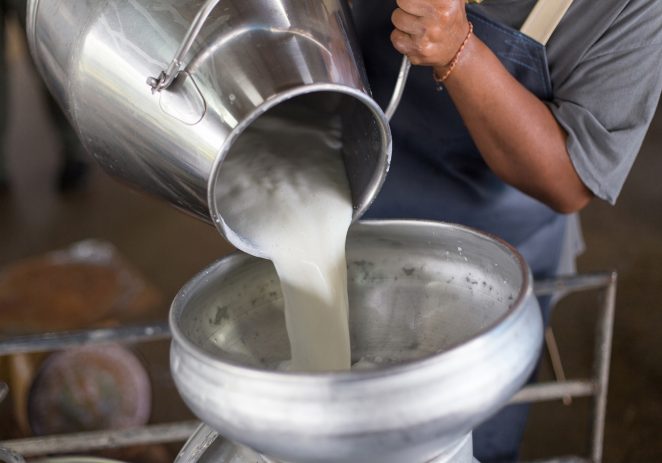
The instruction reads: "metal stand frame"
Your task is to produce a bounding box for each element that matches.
[515,272,617,463]
[0,273,616,462]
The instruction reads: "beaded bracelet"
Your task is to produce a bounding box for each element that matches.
[433,21,474,91]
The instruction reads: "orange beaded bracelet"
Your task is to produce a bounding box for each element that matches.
[433,21,474,91]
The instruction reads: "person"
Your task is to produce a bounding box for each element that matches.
[351,0,662,461]
[0,0,87,192]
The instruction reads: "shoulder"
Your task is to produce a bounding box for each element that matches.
[547,0,661,82]
[620,0,662,18]
[590,0,662,52]
[546,0,662,204]
[577,0,661,49]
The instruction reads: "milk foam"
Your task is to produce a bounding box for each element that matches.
[215,108,352,372]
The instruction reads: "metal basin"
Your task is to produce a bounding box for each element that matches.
[170,221,543,463]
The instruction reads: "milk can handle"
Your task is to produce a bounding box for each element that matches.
[147,0,222,91]
[147,0,411,119]
[385,56,411,121]
[347,0,410,120]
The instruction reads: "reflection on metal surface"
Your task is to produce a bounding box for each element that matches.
[27,0,392,253]
[159,71,206,125]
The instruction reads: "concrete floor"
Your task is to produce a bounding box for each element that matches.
[1,18,661,463]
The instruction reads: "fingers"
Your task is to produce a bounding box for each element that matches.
[396,0,434,17]
[391,29,432,65]
[390,29,416,56]
[391,8,425,36]
[390,0,470,67]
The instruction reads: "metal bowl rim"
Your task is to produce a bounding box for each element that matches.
[169,219,534,382]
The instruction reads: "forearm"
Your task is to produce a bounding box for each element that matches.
[389,0,593,213]
[439,35,593,213]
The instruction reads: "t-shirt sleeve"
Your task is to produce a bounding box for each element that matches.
[545,0,662,204]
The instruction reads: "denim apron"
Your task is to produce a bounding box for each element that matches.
[354,3,565,283]
[353,3,565,461]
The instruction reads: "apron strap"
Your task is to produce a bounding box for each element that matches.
[521,1,584,277]
[520,0,574,45]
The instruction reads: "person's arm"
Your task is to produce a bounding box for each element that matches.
[390,0,593,213]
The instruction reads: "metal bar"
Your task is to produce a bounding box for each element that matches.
[510,380,595,404]
[0,322,171,356]
[523,271,616,463]
[0,421,199,457]
[590,272,617,463]
[173,423,217,463]
[534,273,613,297]
[384,56,411,121]
[544,327,572,405]
[0,382,7,404]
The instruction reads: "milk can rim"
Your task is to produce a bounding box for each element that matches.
[205,83,392,258]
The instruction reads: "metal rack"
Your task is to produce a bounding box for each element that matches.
[0,272,616,463]
[516,272,617,463]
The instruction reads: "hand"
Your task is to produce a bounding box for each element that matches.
[390,0,470,70]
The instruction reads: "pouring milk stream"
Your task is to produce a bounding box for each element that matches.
[215,107,353,372]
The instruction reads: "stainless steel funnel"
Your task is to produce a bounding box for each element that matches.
[170,221,544,463]
[26,0,406,256]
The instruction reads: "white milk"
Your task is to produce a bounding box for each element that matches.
[215,108,352,372]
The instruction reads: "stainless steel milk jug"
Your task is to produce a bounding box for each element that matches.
[27,0,409,255]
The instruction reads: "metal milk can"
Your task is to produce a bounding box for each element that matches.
[26,0,409,255]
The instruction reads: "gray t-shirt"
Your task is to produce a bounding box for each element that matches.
[475,0,662,204]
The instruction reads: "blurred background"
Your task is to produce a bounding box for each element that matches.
[0,10,660,463]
